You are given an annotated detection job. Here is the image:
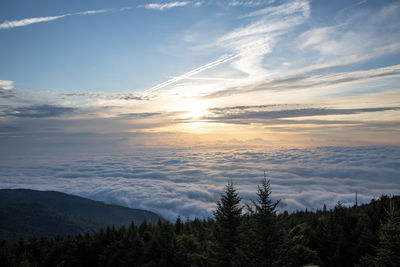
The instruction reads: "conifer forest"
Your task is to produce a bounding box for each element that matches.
[1,179,399,267]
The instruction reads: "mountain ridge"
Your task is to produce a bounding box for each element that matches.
[0,188,163,241]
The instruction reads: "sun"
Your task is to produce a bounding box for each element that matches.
[174,98,215,132]
[180,99,209,120]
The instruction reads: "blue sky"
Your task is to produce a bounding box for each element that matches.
[1,0,399,147]
[1,0,400,217]
[1,0,399,92]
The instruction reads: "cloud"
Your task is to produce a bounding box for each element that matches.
[76,9,109,15]
[202,107,400,129]
[0,15,68,29]
[140,2,189,11]
[202,64,400,98]
[145,0,311,93]
[0,80,15,90]
[241,0,310,18]
[219,0,310,45]
[205,105,400,122]
[0,80,20,99]
[1,1,399,220]
[118,112,162,118]
[0,90,18,99]
[0,146,399,220]
[0,8,110,30]
[229,0,274,7]
[293,2,400,68]
[144,0,400,106]
[57,92,149,101]
[1,104,75,118]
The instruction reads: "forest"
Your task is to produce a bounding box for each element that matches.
[0,179,399,267]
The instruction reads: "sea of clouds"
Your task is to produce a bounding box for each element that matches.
[1,146,399,220]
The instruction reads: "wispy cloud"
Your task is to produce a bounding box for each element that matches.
[241,0,310,18]
[76,9,109,15]
[1,0,399,150]
[204,105,400,123]
[295,2,400,68]
[145,0,310,93]
[0,15,68,29]
[202,64,400,98]
[229,0,274,7]
[140,2,189,11]
[0,8,110,30]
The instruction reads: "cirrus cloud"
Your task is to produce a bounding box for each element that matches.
[140,1,189,11]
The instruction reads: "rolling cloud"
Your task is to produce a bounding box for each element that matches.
[0,146,399,220]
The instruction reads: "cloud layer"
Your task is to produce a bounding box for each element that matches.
[1,146,399,220]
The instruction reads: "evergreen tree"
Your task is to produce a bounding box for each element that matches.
[372,200,400,266]
[251,174,280,267]
[213,180,243,266]
[0,189,399,267]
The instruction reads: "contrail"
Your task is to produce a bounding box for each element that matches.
[144,53,240,93]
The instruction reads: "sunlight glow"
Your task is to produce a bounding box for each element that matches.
[179,99,210,120]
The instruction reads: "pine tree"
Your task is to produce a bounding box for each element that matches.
[213,180,243,266]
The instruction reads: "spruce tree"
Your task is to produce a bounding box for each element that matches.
[372,200,400,266]
[252,174,280,267]
[213,180,243,266]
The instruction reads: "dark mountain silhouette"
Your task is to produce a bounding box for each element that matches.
[0,189,162,240]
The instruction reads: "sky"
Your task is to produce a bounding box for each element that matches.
[1,0,400,219]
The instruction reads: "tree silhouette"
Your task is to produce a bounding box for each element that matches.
[252,173,280,266]
[372,200,400,266]
[213,179,243,266]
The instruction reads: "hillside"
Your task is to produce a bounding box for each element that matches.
[0,203,99,240]
[0,189,162,240]
[0,185,399,266]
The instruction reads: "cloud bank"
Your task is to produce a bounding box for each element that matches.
[0,146,399,220]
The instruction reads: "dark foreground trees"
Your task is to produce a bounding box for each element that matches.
[0,178,399,267]
[251,176,281,266]
[213,180,243,266]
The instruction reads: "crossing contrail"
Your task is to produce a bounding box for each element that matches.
[144,53,240,93]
